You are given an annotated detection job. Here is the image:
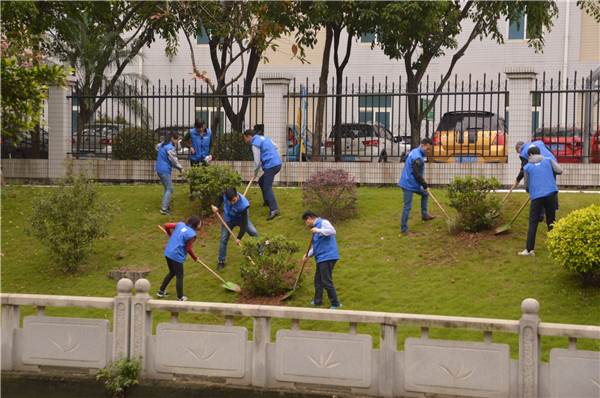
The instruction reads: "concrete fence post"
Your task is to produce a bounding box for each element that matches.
[518,298,541,398]
[1,304,20,370]
[252,316,271,388]
[379,323,398,396]
[47,76,76,181]
[130,278,152,365]
[113,278,133,361]
[504,68,538,187]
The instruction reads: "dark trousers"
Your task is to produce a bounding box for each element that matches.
[189,160,207,194]
[160,256,184,298]
[258,164,281,212]
[313,259,340,307]
[526,193,557,252]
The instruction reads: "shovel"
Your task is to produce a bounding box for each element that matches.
[495,197,530,235]
[243,175,256,197]
[502,182,519,203]
[213,210,257,266]
[428,191,460,233]
[158,225,241,292]
[282,233,314,301]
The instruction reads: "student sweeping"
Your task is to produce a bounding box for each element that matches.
[157,215,203,301]
[302,211,342,310]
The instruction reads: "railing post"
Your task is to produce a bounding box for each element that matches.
[519,298,541,398]
[1,304,20,370]
[504,67,538,187]
[113,278,133,361]
[130,278,152,366]
[379,323,397,397]
[252,316,271,388]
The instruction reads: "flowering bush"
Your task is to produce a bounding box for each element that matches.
[447,175,502,232]
[547,204,600,283]
[181,164,242,214]
[240,236,300,296]
[302,168,358,223]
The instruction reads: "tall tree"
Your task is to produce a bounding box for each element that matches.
[364,1,559,148]
[160,1,307,133]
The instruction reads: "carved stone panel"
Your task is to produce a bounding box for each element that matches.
[275,329,372,388]
[22,316,109,368]
[405,338,510,398]
[549,349,600,398]
[155,323,247,378]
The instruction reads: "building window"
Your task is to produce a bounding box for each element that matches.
[508,12,530,40]
[360,32,375,44]
[196,26,209,45]
[359,96,391,128]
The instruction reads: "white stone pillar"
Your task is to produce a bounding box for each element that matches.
[130,278,152,366]
[505,68,538,186]
[1,304,20,370]
[518,298,541,398]
[113,278,133,361]
[47,76,76,181]
[252,316,271,387]
[379,323,397,396]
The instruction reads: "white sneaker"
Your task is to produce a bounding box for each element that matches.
[518,249,535,256]
[177,296,188,301]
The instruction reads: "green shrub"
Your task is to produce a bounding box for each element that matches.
[26,162,119,271]
[113,127,157,160]
[302,168,358,223]
[547,204,600,281]
[447,175,502,232]
[181,164,242,215]
[96,356,142,398]
[240,236,300,296]
[213,130,253,161]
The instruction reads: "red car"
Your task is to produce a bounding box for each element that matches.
[532,126,583,163]
[591,128,600,163]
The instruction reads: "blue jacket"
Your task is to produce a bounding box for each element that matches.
[399,146,426,192]
[223,193,250,223]
[155,142,175,174]
[520,141,557,163]
[189,128,212,161]
[312,218,340,263]
[164,222,197,263]
[524,157,559,200]
[251,135,282,170]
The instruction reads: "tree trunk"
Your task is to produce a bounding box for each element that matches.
[311,26,333,162]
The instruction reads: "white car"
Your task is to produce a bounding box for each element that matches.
[322,122,410,162]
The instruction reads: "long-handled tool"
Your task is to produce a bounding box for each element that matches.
[282,233,314,300]
[495,197,530,235]
[428,191,460,233]
[158,225,240,292]
[243,175,256,197]
[213,210,257,266]
[502,182,518,203]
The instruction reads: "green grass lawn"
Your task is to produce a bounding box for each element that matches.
[1,182,598,359]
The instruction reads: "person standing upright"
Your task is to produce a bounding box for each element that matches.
[182,118,213,201]
[243,129,282,221]
[398,137,436,236]
[518,145,563,256]
[302,211,342,310]
[155,131,184,215]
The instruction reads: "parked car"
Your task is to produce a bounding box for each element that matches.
[286,124,314,161]
[591,128,600,164]
[73,124,127,156]
[322,122,410,162]
[429,111,507,163]
[532,126,583,163]
[1,128,49,159]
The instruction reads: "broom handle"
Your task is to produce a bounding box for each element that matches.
[243,175,256,196]
[428,191,450,220]
[502,182,518,203]
[213,210,257,266]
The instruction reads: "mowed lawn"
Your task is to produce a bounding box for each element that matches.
[1,182,598,359]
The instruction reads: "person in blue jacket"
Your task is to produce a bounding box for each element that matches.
[182,118,212,201]
[398,138,436,236]
[302,211,342,310]
[518,146,563,256]
[157,214,203,301]
[243,129,282,221]
[155,132,184,215]
[211,187,259,271]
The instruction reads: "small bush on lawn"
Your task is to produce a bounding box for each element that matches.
[302,168,358,223]
[26,162,119,271]
[113,127,157,160]
[447,175,502,232]
[240,236,300,296]
[181,164,242,215]
[547,204,600,283]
